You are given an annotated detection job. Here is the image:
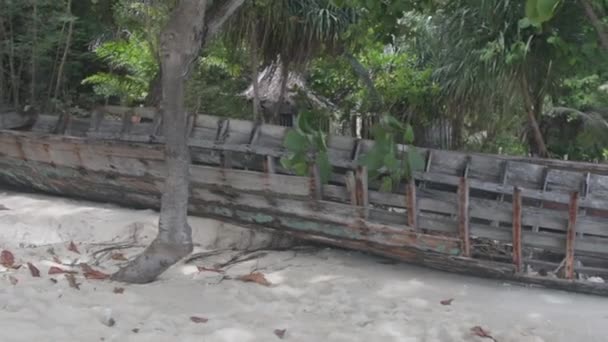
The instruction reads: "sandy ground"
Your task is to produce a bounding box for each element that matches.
[0,190,607,342]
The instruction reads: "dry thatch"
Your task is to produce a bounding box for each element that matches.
[242,62,335,117]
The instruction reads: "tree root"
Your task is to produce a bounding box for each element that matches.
[111,239,192,284]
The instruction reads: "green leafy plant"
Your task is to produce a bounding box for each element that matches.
[82,33,158,105]
[524,0,562,26]
[281,111,332,183]
[359,114,425,191]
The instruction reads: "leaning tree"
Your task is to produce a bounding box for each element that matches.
[112,0,245,284]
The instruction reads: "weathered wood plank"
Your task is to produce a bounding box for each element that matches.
[99,105,157,119]
[0,111,37,130]
[344,172,357,205]
[187,163,311,197]
[310,163,323,201]
[31,115,57,133]
[406,179,417,229]
[506,161,546,190]
[2,156,608,296]
[565,192,579,279]
[355,166,369,216]
[512,187,523,273]
[264,155,275,174]
[189,186,460,254]
[5,130,608,243]
[458,177,471,257]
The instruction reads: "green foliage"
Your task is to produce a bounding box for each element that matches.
[308,37,439,127]
[281,111,332,183]
[225,0,358,68]
[359,114,424,191]
[557,74,608,110]
[184,40,252,118]
[524,0,562,26]
[82,33,157,105]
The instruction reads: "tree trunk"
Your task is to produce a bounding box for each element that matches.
[580,0,608,52]
[112,0,245,284]
[144,71,163,107]
[520,77,548,158]
[53,0,74,103]
[0,15,5,107]
[30,0,38,106]
[7,11,19,107]
[45,21,66,110]
[250,20,261,122]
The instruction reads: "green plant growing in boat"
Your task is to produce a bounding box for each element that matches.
[281,111,332,184]
[359,114,425,191]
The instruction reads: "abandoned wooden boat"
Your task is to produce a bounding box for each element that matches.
[2,106,608,295]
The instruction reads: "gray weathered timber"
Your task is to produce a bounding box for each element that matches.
[1,130,607,255]
[0,110,37,130]
[3,109,608,295]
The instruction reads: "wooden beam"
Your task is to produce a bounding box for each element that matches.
[120,111,133,135]
[345,171,357,206]
[220,151,233,169]
[406,178,417,229]
[248,122,262,146]
[186,113,196,138]
[512,186,523,273]
[310,162,323,201]
[419,149,433,191]
[100,105,157,119]
[216,118,229,143]
[53,112,70,135]
[425,150,433,173]
[151,111,163,136]
[264,155,275,174]
[565,191,579,280]
[462,156,471,179]
[351,138,362,163]
[355,166,369,219]
[579,172,591,238]
[90,108,104,132]
[492,161,510,227]
[458,177,471,257]
[533,167,550,232]
[0,111,37,130]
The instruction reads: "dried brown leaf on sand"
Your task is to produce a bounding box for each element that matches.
[67,241,80,254]
[237,272,272,287]
[190,316,209,324]
[440,298,454,306]
[65,273,80,290]
[471,326,497,341]
[1,250,15,268]
[274,329,287,339]
[27,262,40,277]
[80,263,110,280]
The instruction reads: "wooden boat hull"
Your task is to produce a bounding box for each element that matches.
[2,109,608,296]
